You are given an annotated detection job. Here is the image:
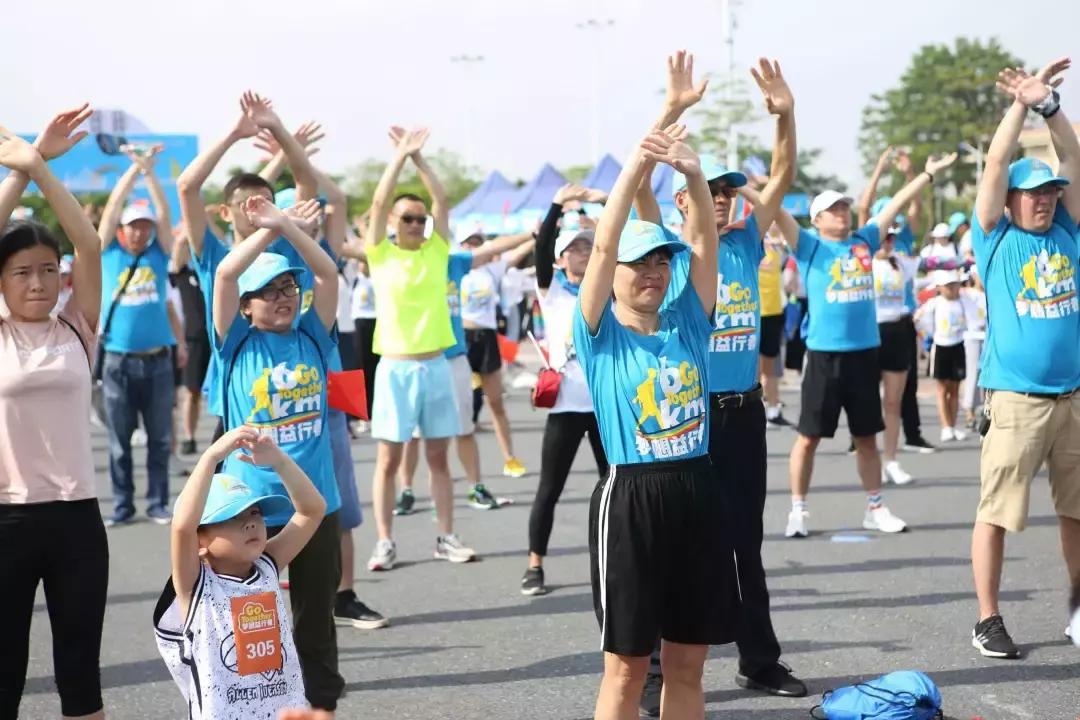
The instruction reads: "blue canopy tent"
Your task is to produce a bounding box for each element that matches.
[505,163,568,233]
[451,170,515,218]
[581,154,622,193]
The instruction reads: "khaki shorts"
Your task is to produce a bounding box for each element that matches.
[978,390,1080,531]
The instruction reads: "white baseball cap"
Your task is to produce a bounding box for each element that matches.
[120,203,156,226]
[931,222,951,239]
[554,230,594,257]
[809,190,854,219]
[931,269,961,287]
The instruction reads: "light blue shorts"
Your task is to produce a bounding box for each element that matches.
[328,408,363,530]
[371,356,461,443]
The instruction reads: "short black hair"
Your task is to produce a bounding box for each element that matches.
[393,192,425,205]
[0,220,61,273]
[223,173,275,205]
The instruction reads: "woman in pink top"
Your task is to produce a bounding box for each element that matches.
[0,106,109,720]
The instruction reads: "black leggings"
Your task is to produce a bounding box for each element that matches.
[528,411,608,557]
[353,318,380,419]
[0,499,109,718]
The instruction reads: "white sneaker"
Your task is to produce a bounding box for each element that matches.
[1068,607,1080,646]
[939,426,956,443]
[883,461,914,486]
[131,428,148,447]
[863,505,908,533]
[785,508,809,538]
[952,426,968,441]
[367,539,397,571]
[434,534,477,563]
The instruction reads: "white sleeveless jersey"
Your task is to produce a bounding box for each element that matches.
[154,554,308,719]
[536,277,594,414]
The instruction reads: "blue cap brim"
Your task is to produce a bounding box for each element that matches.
[617,237,689,263]
[1011,177,1070,190]
[240,266,308,296]
[199,493,293,526]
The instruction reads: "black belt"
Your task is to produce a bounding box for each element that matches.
[1015,386,1080,401]
[109,346,170,359]
[709,385,763,410]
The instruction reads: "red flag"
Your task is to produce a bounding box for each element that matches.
[496,333,519,363]
[327,370,368,420]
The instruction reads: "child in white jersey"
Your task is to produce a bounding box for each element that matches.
[154,427,327,719]
[915,269,971,443]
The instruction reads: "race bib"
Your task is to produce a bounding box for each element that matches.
[229,592,283,676]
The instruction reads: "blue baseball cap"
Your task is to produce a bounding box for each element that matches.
[617,220,688,263]
[1008,157,1070,191]
[195,473,293,526]
[671,156,747,199]
[275,187,327,209]
[948,211,969,236]
[871,196,905,227]
[238,252,307,296]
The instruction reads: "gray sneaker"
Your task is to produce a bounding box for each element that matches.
[434,534,476,563]
[367,539,397,571]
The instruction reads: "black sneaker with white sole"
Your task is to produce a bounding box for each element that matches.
[520,566,548,596]
[903,436,937,454]
[972,614,1020,658]
[334,590,389,629]
[735,661,807,697]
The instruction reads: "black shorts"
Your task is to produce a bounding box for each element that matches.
[877,316,915,373]
[465,328,502,375]
[759,313,783,358]
[589,456,738,656]
[798,348,885,439]
[930,343,966,382]
[182,335,211,392]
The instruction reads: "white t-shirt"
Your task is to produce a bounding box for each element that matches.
[337,261,357,331]
[154,554,308,719]
[350,273,376,320]
[872,256,920,323]
[920,241,959,261]
[961,288,987,341]
[500,267,527,309]
[536,277,593,413]
[919,295,966,347]
[460,261,506,329]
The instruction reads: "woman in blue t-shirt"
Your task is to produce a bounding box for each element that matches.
[211,195,345,712]
[573,124,737,719]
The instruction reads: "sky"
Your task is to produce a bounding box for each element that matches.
[4,0,1079,195]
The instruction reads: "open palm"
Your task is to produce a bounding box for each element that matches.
[996,68,1052,106]
[0,131,43,173]
[641,124,699,175]
[285,199,323,236]
[751,58,793,116]
[666,50,708,111]
[243,195,286,230]
[34,104,93,161]
[241,91,280,129]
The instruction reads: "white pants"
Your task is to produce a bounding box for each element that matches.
[962,337,984,411]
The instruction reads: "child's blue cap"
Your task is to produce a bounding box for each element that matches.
[238,252,307,296]
[197,473,293,526]
[617,220,688,263]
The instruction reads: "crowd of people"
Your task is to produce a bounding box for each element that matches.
[0,48,1079,720]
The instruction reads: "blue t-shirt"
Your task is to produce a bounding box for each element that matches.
[216,309,341,526]
[794,224,881,352]
[445,251,474,359]
[100,239,175,352]
[573,283,713,465]
[973,205,1080,393]
[666,216,764,393]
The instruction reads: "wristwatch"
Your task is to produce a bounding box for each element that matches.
[1033,88,1061,119]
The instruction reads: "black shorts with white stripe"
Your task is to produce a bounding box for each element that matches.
[587,455,740,657]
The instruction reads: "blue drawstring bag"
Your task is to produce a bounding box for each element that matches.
[810,671,943,720]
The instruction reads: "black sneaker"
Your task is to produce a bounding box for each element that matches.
[639,668,663,717]
[847,440,856,455]
[735,661,807,697]
[972,614,1020,658]
[393,489,415,516]
[766,413,793,429]
[903,436,937,454]
[180,439,197,455]
[521,566,548,596]
[104,509,135,528]
[334,590,389,629]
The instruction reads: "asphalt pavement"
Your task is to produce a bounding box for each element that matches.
[17,368,1080,719]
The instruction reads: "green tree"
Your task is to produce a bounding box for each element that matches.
[559,163,594,184]
[688,73,846,194]
[343,148,481,219]
[859,37,1024,196]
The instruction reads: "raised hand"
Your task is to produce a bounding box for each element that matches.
[0,130,45,173]
[122,143,165,173]
[583,188,609,204]
[554,183,588,204]
[207,426,261,463]
[243,195,289,231]
[284,198,323,237]
[235,431,287,467]
[1035,56,1071,87]
[231,108,261,140]
[874,146,895,170]
[666,50,709,112]
[925,152,959,176]
[393,126,430,157]
[750,58,794,116]
[996,68,1053,106]
[640,124,699,175]
[893,149,912,175]
[255,121,324,159]
[33,103,92,161]
[241,91,282,130]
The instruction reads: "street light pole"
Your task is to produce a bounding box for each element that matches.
[450,54,485,164]
[575,18,615,162]
[720,0,738,170]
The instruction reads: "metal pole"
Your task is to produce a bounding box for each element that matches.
[450,54,485,164]
[721,0,738,169]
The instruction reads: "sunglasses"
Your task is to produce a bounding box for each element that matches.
[708,179,737,199]
[400,214,428,225]
[1021,186,1063,199]
[252,283,300,302]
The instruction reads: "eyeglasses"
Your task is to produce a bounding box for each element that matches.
[253,283,300,302]
[400,214,428,225]
[708,179,737,199]
[1021,186,1063,199]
